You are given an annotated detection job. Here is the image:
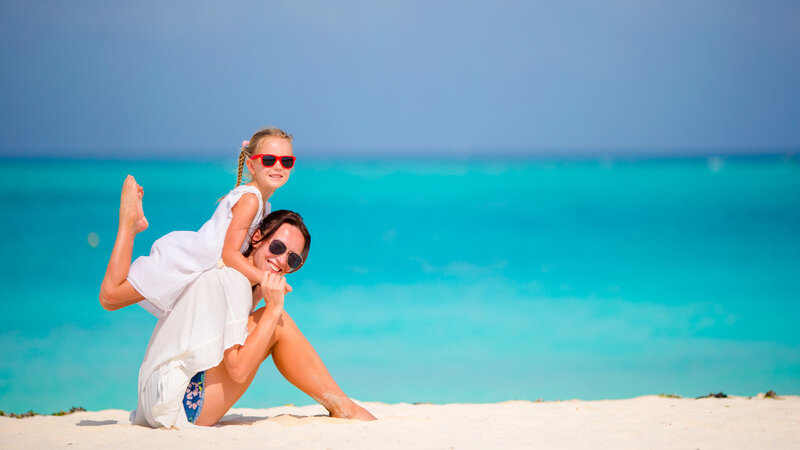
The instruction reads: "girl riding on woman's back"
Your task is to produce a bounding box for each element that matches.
[99,127,299,315]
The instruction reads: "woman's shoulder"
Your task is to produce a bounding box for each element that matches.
[196,265,251,288]
[187,266,253,310]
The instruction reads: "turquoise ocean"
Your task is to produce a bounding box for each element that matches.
[1,155,798,413]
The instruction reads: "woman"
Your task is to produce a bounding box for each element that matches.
[101,179,375,428]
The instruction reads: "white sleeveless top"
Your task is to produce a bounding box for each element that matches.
[128,184,269,318]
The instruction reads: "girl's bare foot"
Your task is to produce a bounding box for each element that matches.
[134,215,149,234]
[120,175,148,234]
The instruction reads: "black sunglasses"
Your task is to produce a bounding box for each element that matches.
[268,239,304,270]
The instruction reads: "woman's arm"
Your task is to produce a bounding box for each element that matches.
[221,272,286,383]
[221,193,265,284]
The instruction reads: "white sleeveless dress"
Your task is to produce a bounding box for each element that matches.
[128,184,269,318]
[131,266,253,429]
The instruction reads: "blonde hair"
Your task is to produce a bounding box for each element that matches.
[235,127,294,188]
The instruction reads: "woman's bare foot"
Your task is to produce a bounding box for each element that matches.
[329,399,377,421]
[120,175,148,234]
[344,403,377,421]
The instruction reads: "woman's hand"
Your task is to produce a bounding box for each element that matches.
[260,271,288,313]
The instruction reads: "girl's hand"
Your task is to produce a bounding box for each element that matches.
[260,271,287,312]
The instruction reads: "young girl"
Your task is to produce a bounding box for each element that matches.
[99,127,298,316]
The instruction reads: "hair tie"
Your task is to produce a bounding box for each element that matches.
[241,140,250,150]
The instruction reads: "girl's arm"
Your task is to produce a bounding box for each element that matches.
[221,193,265,284]
[221,273,286,383]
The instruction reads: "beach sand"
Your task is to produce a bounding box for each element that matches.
[2,395,798,449]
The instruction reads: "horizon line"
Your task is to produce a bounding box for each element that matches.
[1,147,798,162]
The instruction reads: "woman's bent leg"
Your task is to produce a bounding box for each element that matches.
[99,175,147,310]
[195,308,278,426]
[194,360,260,426]
[195,309,375,426]
[270,312,376,420]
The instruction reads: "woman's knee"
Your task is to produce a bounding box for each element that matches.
[264,310,298,343]
[247,307,266,333]
[279,310,296,328]
[247,308,296,339]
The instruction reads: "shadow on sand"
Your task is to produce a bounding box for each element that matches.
[76,419,118,426]
[218,413,333,427]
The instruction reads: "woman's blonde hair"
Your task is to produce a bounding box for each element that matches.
[235,127,293,187]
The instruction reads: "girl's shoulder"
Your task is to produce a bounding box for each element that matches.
[224,184,263,204]
[219,185,268,222]
[231,183,262,197]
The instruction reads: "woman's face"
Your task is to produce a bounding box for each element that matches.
[251,223,306,275]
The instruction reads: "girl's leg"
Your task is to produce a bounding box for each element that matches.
[196,309,375,426]
[99,175,148,311]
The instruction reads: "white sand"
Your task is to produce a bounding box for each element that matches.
[2,396,799,449]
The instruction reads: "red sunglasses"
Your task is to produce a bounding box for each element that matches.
[249,154,296,169]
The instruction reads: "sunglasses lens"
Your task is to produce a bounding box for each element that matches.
[280,157,295,169]
[268,240,286,255]
[288,253,303,269]
[261,155,277,167]
[267,239,302,270]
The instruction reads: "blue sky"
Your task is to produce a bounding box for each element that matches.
[1,1,799,158]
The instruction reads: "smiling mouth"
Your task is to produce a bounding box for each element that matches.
[267,260,281,273]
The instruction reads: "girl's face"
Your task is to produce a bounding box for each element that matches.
[246,137,294,192]
[251,223,306,275]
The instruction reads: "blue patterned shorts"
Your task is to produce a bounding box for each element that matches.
[183,371,205,424]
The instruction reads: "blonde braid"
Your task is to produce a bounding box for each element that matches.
[235,148,247,188]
